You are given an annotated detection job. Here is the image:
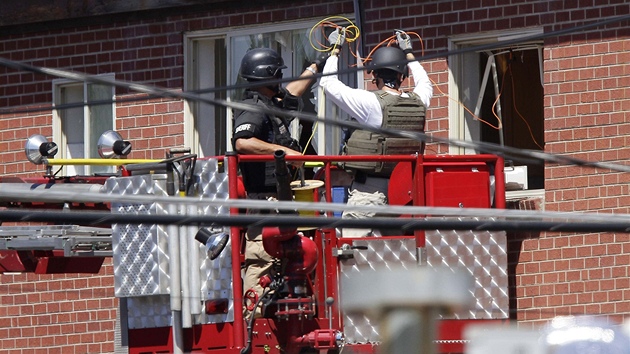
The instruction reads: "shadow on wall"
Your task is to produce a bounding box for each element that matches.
[506,197,544,320]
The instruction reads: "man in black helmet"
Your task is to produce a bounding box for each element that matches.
[320,29,433,236]
[232,47,320,319]
[321,29,432,125]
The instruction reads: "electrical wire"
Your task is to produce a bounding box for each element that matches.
[2,52,629,174]
[508,63,545,150]
[308,16,361,54]
[0,15,629,172]
[0,208,629,233]
[12,54,630,174]
[307,20,531,146]
[1,13,627,115]
[491,65,507,130]
[1,187,630,226]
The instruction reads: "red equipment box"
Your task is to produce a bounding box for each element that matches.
[424,164,491,208]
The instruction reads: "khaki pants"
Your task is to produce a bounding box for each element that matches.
[243,226,274,319]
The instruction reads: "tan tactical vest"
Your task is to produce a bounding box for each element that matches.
[344,90,426,175]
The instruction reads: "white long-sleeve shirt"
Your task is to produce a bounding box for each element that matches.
[319,54,433,128]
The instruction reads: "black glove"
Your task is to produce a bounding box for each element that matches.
[311,52,329,72]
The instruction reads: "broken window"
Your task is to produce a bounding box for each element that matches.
[449,31,545,190]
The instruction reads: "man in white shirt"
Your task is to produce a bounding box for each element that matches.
[319,29,433,237]
[319,29,433,196]
[320,29,432,129]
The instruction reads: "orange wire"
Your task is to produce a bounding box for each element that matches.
[490,70,506,130]
[429,76,502,130]
[309,21,519,136]
[508,65,544,150]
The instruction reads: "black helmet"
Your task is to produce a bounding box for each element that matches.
[239,48,287,81]
[367,46,408,78]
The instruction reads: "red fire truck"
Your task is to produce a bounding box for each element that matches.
[0,132,507,354]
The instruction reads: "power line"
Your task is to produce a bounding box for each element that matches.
[0,14,628,173]
[2,14,629,116]
[1,52,629,173]
[2,187,630,224]
[0,208,629,233]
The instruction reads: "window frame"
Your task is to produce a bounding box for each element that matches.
[52,73,116,175]
[184,17,358,157]
[448,28,545,194]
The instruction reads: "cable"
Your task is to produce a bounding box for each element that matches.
[1,15,629,172]
[491,64,507,130]
[1,13,627,115]
[2,49,629,173]
[6,186,630,223]
[4,51,629,173]
[308,16,361,54]
[507,63,545,150]
[240,287,273,354]
[0,208,629,233]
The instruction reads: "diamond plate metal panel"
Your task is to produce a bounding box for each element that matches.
[194,159,233,324]
[126,295,172,329]
[338,221,508,344]
[426,217,509,320]
[339,238,418,344]
[106,159,234,328]
[106,174,170,297]
[198,240,234,324]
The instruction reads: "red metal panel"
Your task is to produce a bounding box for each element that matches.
[32,250,105,274]
[0,250,34,272]
[425,166,490,209]
[0,250,104,274]
[128,327,173,354]
[129,323,239,354]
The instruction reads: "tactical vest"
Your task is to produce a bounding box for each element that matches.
[344,90,426,175]
[235,94,300,193]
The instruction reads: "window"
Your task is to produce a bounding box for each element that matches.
[449,30,544,190]
[185,19,356,157]
[53,74,115,175]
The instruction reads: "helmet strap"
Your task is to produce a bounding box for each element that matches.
[266,84,281,94]
[383,80,398,89]
[374,70,402,89]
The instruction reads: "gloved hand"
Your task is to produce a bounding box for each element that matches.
[311,52,329,72]
[328,27,346,47]
[396,30,413,54]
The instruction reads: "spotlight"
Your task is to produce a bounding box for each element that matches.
[195,228,229,261]
[97,130,131,158]
[25,134,58,165]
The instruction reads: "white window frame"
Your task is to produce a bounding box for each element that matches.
[448,28,546,196]
[184,17,358,157]
[52,73,116,175]
[448,28,543,153]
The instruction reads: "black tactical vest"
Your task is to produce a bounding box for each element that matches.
[344,90,426,175]
[234,94,300,193]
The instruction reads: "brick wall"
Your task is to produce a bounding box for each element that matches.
[0,0,355,172]
[360,0,630,326]
[0,259,116,353]
[0,2,354,353]
[116,94,186,159]
[0,0,629,351]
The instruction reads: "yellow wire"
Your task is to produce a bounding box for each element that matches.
[302,122,318,155]
[308,16,360,53]
[307,16,542,153]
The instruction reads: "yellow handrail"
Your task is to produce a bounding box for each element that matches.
[44,159,162,166]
